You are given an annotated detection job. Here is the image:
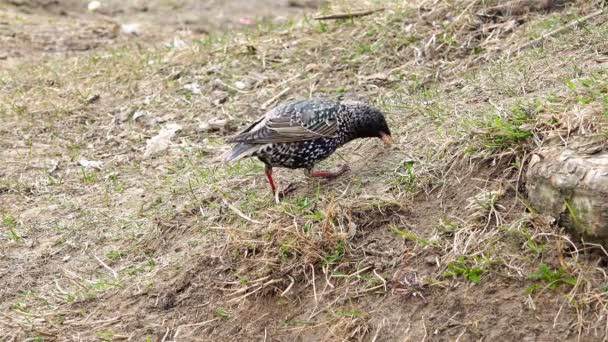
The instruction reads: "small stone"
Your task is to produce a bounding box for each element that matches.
[132,110,148,121]
[167,37,188,50]
[120,23,141,35]
[88,1,101,11]
[198,118,228,132]
[234,81,247,90]
[183,82,201,95]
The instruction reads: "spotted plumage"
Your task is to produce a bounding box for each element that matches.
[224,98,392,199]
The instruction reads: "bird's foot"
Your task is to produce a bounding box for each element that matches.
[274,183,297,203]
[307,164,350,179]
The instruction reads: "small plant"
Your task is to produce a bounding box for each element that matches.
[527,263,576,293]
[11,302,29,313]
[123,259,156,275]
[89,279,119,291]
[96,331,114,341]
[390,225,432,246]
[394,160,417,192]
[322,240,345,268]
[334,309,365,318]
[81,167,97,184]
[522,225,544,257]
[3,214,21,241]
[216,307,232,319]
[105,250,126,260]
[467,102,538,153]
[107,174,125,193]
[279,238,296,259]
[443,256,489,284]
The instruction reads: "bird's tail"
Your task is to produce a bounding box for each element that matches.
[222,143,259,163]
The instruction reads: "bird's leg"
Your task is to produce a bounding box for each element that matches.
[305,164,350,179]
[265,165,297,201]
[265,164,277,195]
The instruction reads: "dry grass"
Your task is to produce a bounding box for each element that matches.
[1,0,608,340]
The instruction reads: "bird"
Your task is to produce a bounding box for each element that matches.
[223,98,393,200]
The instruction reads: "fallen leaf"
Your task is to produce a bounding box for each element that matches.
[144,124,182,157]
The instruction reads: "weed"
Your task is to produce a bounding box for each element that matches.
[322,240,345,268]
[3,214,21,241]
[334,309,365,318]
[89,279,119,292]
[390,225,432,246]
[105,250,126,260]
[216,307,232,319]
[11,303,28,313]
[467,101,539,154]
[527,263,577,293]
[81,167,97,184]
[443,255,490,284]
[107,174,125,193]
[393,160,417,192]
[96,331,114,341]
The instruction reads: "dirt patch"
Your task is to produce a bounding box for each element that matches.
[0,0,320,66]
[1,0,608,341]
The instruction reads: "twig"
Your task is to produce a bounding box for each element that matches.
[173,319,219,340]
[373,269,387,293]
[280,276,296,297]
[261,87,290,110]
[93,254,118,279]
[222,199,262,224]
[228,279,282,302]
[421,316,427,342]
[314,8,385,21]
[311,264,318,305]
[508,9,604,56]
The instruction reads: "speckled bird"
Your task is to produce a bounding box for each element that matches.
[223,98,392,198]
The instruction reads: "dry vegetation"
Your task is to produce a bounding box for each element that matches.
[1,0,608,341]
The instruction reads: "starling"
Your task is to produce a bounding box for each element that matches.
[223,98,392,199]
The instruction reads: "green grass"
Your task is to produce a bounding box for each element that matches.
[3,214,21,241]
[466,102,538,154]
[216,307,232,319]
[443,255,492,284]
[527,263,577,293]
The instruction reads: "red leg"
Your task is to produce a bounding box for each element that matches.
[265,165,277,194]
[305,165,350,179]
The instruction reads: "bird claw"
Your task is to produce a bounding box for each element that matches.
[274,183,297,203]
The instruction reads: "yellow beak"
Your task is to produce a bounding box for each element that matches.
[380,132,393,146]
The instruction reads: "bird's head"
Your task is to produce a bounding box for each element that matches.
[342,100,393,146]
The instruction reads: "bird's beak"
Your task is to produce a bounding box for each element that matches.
[380,132,393,146]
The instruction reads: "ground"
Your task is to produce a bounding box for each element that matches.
[1,0,608,341]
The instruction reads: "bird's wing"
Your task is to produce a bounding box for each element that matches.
[226,99,339,144]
